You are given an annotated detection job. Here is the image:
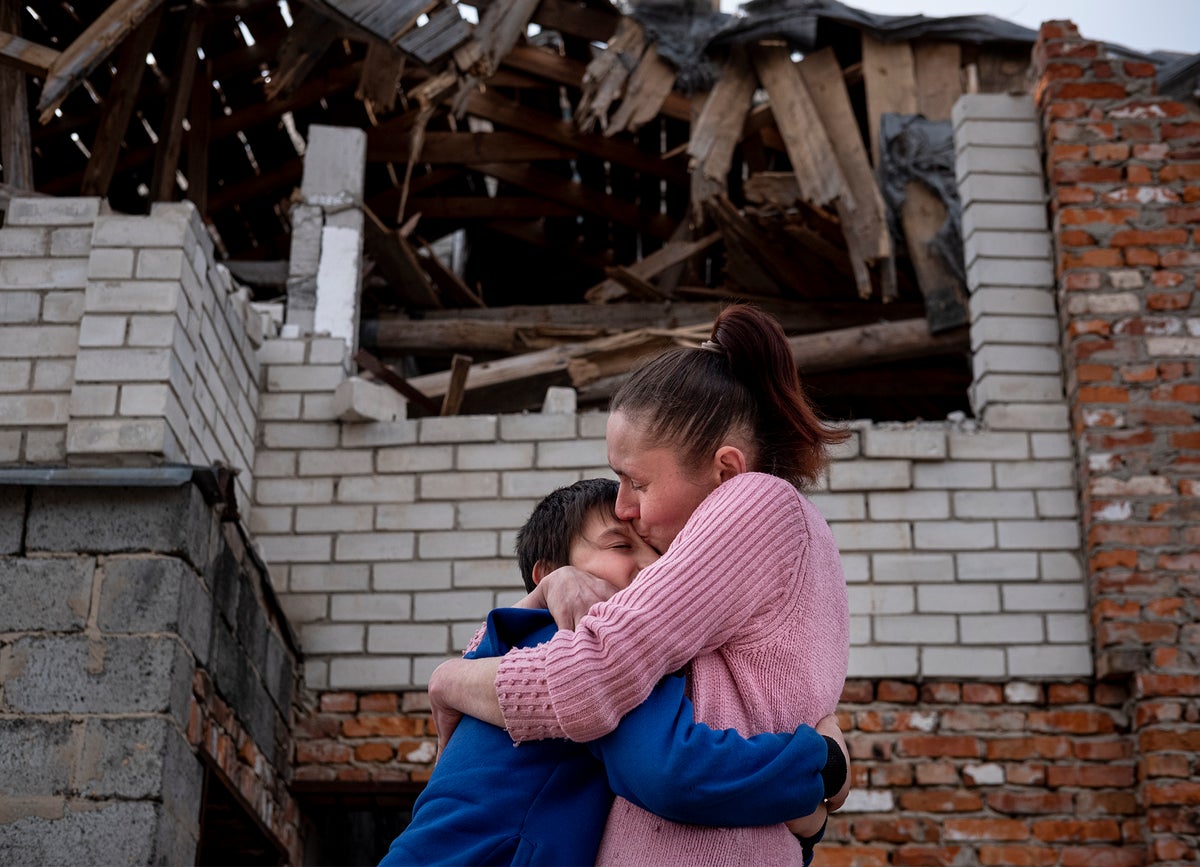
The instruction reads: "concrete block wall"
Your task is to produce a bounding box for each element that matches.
[0,198,262,510]
[0,480,301,863]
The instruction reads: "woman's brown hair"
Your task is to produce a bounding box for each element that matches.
[610,304,847,487]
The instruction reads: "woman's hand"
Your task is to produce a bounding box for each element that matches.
[816,713,851,811]
[539,565,618,630]
[427,656,505,756]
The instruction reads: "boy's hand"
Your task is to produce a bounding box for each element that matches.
[540,565,618,630]
[785,802,827,838]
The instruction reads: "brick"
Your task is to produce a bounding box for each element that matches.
[963,231,1053,265]
[997,520,1080,550]
[969,288,1056,318]
[453,559,523,588]
[277,594,328,623]
[831,521,912,551]
[256,339,306,365]
[1009,645,1092,676]
[954,490,1036,519]
[417,530,497,559]
[330,594,415,623]
[0,325,79,357]
[913,461,993,489]
[0,359,32,391]
[535,439,607,468]
[119,383,174,417]
[371,562,452,595]
[871,553,955,583]
[294,504,374,533]
[335,532,415,562]
[868,491,950,520]
[982,403,1071,431]
[419,416,498,443]
[973,373,1065,405]
[948,431,1030,460]
[0,291,41,323]
[1002,583,1088,612]
[959,615,1044,643]
[918,583,1000,613]
[288,562,369,593]
[5,199,98,230]
[266,364,345,392]
[74,347,172,382]
[375,502,455,531]
[126,315,178,347]
[329,657,412,689]
[136,248,187,279]
[78,314,127,346]
[923,646,1006,677]
[914,521,997,550]
[66,418,177,458]
[807,493,866,521]
[499,470,580,498]
[828,460,912,490]
[255,478,334,505]
[298,449,374,476]
[367,624,449,654]
[863,427,946,460]
[875,615,957,643]
[300,623,364,654]
[499,413,578,440]
[0,393,67,426]
[32,359,73,392]
[849,645,918,677]
[967,257,1054,290]
[973,345,1061,376]
[959,173,1046,206]
[413,590,493,621]
[963,203,1049,235]
[260,422,339,449]
[257,533,332,564]
[457,442,536,470]
[995,460,1075,489]
[457,499,537,530]
[0,718,74,796]
[377,445,453,473]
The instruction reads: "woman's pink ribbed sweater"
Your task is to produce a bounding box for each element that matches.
[496,472,850,866]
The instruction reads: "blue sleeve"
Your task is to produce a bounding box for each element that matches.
[589,674,829,826]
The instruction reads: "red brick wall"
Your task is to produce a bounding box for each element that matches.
[291,19,1200,866]
[1034,19,1200,867]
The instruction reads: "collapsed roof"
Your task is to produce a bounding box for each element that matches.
[1,0,1193,419]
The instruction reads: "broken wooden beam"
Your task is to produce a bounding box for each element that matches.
[790,318,968,374]
[900,181,969,333]
[36,0,168,123]
[80,6,165,197]
[585,231,721,303]
[0,0,34,190]
[439,354,473,416]
[862,33,917,167]
[0,27,59,76]
[353,348,441,414]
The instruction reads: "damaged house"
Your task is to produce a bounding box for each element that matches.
[1,0,1198,863]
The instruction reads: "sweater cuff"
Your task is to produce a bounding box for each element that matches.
[821,736,847,800]
[495,647,562,742]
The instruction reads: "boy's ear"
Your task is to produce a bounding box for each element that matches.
[531,560,551,586]
[714,445,747,483]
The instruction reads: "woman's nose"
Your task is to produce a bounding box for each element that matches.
[615,487,637,520]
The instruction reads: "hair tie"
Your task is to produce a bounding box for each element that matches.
[699,339,725,355]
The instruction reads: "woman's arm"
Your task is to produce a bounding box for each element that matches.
[498,474,808,742]
[427,656,502,752]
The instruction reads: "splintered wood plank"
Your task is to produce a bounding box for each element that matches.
[363,205,442,308]
[574,17,644,131]
[185,55,211,214]
[688,45,755,201]
[357,41,405,113]
[606,42,678,136]
[900,180,969,333]
[472,0,540,77]
[861,33,917,167]
[585,231,721,303]
[80,6,164,196]
[150,1,206,202]
[0,28,59,76]
[265,4,337,100]
[439,354,473,416]
[749,44,847,209]
[36,0,168,123]
[402,196,574,220]
[395,4,471,67]
[913,41,962,122]
[798,46,892,296]
[417,236,485,308]
[0,0,34,189]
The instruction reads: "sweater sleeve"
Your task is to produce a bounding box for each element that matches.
[496,473,806,742]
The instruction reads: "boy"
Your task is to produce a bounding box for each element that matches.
[380,479,844,866]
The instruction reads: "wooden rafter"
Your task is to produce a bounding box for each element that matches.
[0,28,59,76]
[369,130,573,164]
[36,0,169,123]
[0,0,34,189]
[150,0,206,202]
[80,5,165,196]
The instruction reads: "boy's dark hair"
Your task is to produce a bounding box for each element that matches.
[515,478,619,592]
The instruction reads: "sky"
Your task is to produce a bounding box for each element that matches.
[717,0,1200,56]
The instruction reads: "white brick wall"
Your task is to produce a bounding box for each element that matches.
[0,198,264,513]
[2,101,1091,688]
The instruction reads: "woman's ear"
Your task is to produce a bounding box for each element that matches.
[531,560,551,586]
[714,445,747,482]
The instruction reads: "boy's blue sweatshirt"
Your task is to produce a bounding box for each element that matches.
[380,608,831,866]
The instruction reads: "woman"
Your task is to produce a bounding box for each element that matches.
[429,304,851,865]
